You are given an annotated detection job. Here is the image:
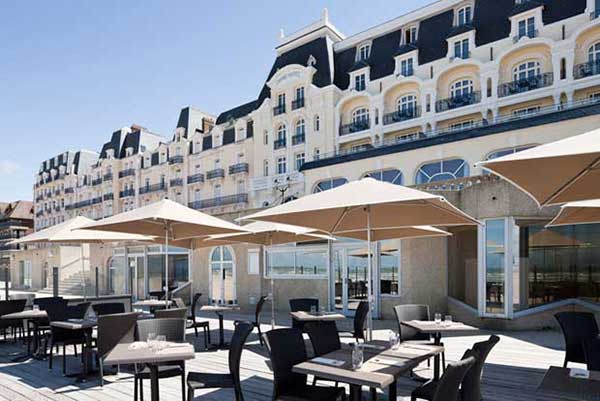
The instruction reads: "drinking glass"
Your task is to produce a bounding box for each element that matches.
[434,313,442,324]
[147,332,157,349]
[445,315,453,325]
[351,343,364,370]
[310,305,317,315]
[156,335,167,351]
[32,304,40,312]
[389,331,400,350]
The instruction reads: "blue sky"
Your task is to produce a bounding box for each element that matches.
[0,0,430,201]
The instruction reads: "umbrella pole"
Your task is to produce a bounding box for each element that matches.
[165,225,169,309]
[81,245,86,301]
[366,207,373,342]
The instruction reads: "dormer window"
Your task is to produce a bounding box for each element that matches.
[404,26,418,45]
[400,58,414,77]
[454,38,470,59]
[355,73,367,91]
[518,17,536,40]
[456,6,472,26]
[357,43,371,61]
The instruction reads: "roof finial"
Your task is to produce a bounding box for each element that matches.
[322,8,329,23]
[279,28,285,39]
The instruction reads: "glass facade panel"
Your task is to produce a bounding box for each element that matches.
[485,219,506,314]
[109,255,126,295]
[380,242,400,296]
[267,248,327,276]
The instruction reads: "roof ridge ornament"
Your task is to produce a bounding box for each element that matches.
[307,55,317,67]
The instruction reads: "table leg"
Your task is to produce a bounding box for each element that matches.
[218,313,224,347]
[150,364,160,401]
[433,333,441,381]
[388,379,397,401]
[349,384,362,401]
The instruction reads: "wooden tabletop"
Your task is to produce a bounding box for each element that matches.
[199,305,239,313]
[1,310,47,320]
[401,320,479,334]
[537,366,600,401]
[133,299,172,307]
[293,341,443,389]
[290,311,346,322]
[104,342,195,366]
[50,319,97,330]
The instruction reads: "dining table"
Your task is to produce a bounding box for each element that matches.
[293,340,443,401]
[401,319,478,380]
[104,341,195,401]
[199,305,239,349]
[289,311,347,322]
[50,318,98,382]
[537,366,600,401]
[1,309,48,361]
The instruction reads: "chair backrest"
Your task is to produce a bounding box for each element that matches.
[173,298,187,309]
[353,301,370,340]
[9,293,35,307]
[34,297,66,311]
[92,302,126,316]
[228,321,254,383]
[584,337,600,371]
[289,298,319,312]
[190,293,202,321]
[254,295,268,324]
[44,300,70,322]
[155,307,187,319]
[264,328,308,398]
[0,299,27,317]
[555,312,600,364]
[461,335,500,401]
[67,302,90,319]
[432,355,477,401]
[305,321,341,357]
[393,304,431,342]
[97,312,138,358]
[136,318,186,342]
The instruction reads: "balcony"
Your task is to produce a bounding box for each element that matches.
[291,98,305,110]
[139,183,166,195]
[73,200,92,209]
[187,173,205,184]
[513,29,538,43]
[436,91,481,112]
[206,168,225,180]
[103,193,114,201]
[273,138,287,150]
[170,178,184,187]
[91,178,103,186]
[119,189,135,198]
[65,187,74,194]
[169,155,184,165]
[574,60,600,80]
[92,197,102,205]
[292,133,305,146]
[383,107,421,125]
[54,189,61,196]
[498,73,553,98]
[188,193,248,210]
[119,169,135,178]
[273,104,286,116]
[229,162,249,175]
[339,119,370,136]
[103,173,113,181]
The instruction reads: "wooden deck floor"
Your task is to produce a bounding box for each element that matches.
[0,311,575,401]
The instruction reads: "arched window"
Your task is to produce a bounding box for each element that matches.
[397,95,418,114]
[450,79,473,98]
[313,178,348,193]
[513,61,541,81]
[277,124,286,141]
[295,119,306,136]
[589,42,600,63]
[352,107,369,124]
[364,169,404,185]
[210,246,235,304]
[415,158,469,184]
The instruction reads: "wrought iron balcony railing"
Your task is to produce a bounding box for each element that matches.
[574,60,600,80]
[273,104,286,116]
[292,133,305,145]
[103,193,114,201]
[103,173,113,181]
[139,183,166,195]
[206,168,225,180]
[339,119,370,136]
[498,73,553,98]
[188,193,248,210]
[273,138,287,150]
[169,178,183,187]
[119,189,135,198]
[383,107,421,125]
[229,163,249,175]
[92,197,102,205]
[435,91,481,112]
[291,98,305,110]
[169,155,184,165]
[119,169,135,178]
[65,187,74,194]
[187,173,205,184]
[91,178,103,186]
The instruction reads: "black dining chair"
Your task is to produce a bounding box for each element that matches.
[47,302,90,375]
[253,296,268,346]
[96,312,138,386]
[92,302,126,316]
[584,337,600,371]
[0,299,27,342]
[339,301,369,342]
[393,304,446,371]
[187,293,211,349]
[263,328,346,401]
[289,298,319,331]
[154,307,187,319]
[305,320,341,387]
[555,312,600,367]
[187,321,254,401]
[412,355,477,401]
[135,318,187,401]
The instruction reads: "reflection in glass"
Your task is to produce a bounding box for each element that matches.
[380,249,400,296]
[109,256,126,295]
[485,220,505,314]
[267,249,327,276]
[210,246,235,305]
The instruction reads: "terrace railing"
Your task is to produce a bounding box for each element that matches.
[103,193,114,201]
[169,155,184,165]
[119,169,135,178]
[119,189,135,198]
[273,104,286,116]
[574,60,600,80]
[498,73,553,98]
[229,163,249,174]
[206,168,225,180]
[291,98,305,110]
[436,91,481,112]
[339,119,370,136]
[103,173,113,181]
[383,107,421,125]
[187,173,205,184]
[273,138,287,150]
[170,178,184,187]
[139,183,166,195]
[188,193,248,210]
[292,133,305,145]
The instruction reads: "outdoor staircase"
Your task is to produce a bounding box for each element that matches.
[38,270,92,296]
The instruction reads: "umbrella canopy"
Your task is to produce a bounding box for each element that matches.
[240,178,479,230]
[336,225,451,242]
[476,129,600,206]
[10,216,154,245]
[547,199,600,227]
[204,221,333,246]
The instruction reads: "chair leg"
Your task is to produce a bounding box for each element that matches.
[48,340,53,370]
[100,360,104,387]
[62,344,66,376]
[203,327,208,350]
[140,378,144,401]
[134,377,138,401]
[187,388,194,401]
[194,326,198,338]
[181,372,186,401]
[441,351,446,373]
[257,324,263,346]
[370,388,377,401]
[74,344,78,357]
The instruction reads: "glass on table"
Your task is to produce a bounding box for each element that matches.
[444,315,453,325]
[310,305,317,315]
[434,313,442,324]
[351,343,364,370]
[389,330,400,350]
[32,304,40,312]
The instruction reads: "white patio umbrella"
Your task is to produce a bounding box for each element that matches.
[240,178,478,339]
[10,216,154,299]
[476,129,600,206]
[546,199,600,227]
[80,199,246,306]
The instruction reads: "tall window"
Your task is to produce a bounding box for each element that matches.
[295,86,304,100]
[400,58,413,76]
[214,184,221,199]
[277,156,287,174]
[451,79,474,98]
[295,152,305,171]
[295,119,305,137]
[513,61,540,81]
[397,95,417,114]
[457,6,472,26]
[277,93,285,107]
[405,26,417,44]
[277,124,286,142]
[518,17,535,39]
[454,38,469,59]
[313,178,348,193]
[415,158,469,184]
[358,43,371,61]
[588,42,600,63]
[355,73,366,91]
[364,169,403,185]
[263,130,268,145]
[352,107,370,125]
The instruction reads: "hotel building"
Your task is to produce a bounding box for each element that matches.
[15,0,600,329]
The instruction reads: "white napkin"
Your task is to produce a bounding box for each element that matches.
[362,344,386,351]
[570,368,590,379]
[312,357,345,367]
[167,342,191,348]
[158,346,192,355]
[128,342,149,350]
[370,357,405,367]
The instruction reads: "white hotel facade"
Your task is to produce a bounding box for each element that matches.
[18,0,600,328]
